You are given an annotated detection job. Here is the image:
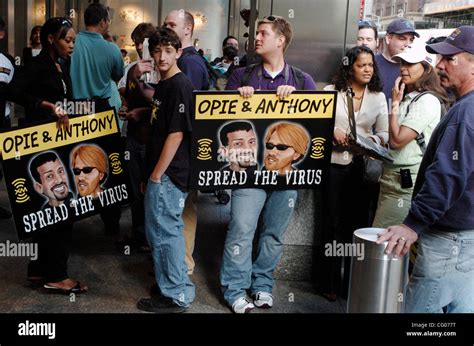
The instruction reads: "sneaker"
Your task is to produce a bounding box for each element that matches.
[137,295,187,314]
[252,292,273,308]
[231,296,255,314]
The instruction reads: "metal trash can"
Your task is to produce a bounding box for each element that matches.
[347,228,409,313]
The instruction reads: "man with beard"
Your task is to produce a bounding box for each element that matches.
[218,120,258,173]
[263,122,309,175]
[30,152,73,208]
[71,144,108,198]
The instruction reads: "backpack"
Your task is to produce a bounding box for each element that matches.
[405,91,447,154]
[240,63,306,90]
[180,48,217,90]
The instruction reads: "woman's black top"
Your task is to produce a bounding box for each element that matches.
[8,50,72,124]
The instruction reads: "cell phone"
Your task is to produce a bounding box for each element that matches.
[400,169,413,189]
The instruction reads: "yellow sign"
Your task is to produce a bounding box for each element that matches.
[0,110,118,160]
[195,92,336,120]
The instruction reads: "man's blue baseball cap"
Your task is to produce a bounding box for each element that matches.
[387,19,419,38]
[426,26,474,55]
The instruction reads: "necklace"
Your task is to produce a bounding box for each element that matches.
[352,87,365,100]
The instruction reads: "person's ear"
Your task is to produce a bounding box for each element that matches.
[0,31,5,40]
[48,34,54,45]
[278,35,285,49]
[176,47,183,59]
[99,172,105,182]
[34,181,44,195]
[218,145,229,158]
[385,34,391,45]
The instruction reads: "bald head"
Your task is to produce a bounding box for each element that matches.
[164,9,194,46]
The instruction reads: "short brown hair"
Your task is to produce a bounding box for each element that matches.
[131,23,157,43]
[149,27,182,53]
[257,16,293,52]
[264,122,309,157]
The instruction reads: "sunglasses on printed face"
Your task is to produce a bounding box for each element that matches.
[265,142,292,151]
[73,167,96,175]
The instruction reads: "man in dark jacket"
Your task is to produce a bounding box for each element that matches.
[377,26,474,313]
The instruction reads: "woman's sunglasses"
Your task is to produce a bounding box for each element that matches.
[266,142,291,151]
[73,167,96,176]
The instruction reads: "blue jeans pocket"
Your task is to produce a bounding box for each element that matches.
[456,239,474,273]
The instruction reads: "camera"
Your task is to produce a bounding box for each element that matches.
[400,169,413,189]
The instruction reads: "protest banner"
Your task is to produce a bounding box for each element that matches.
[191,91,337,190]
[0,109,131,240]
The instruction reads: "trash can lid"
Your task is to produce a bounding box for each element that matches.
[354,228,388,244]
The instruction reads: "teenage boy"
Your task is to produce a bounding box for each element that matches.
[136,28,195,313]
[221,15,316,313]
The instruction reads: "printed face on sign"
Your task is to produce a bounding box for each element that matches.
[218,121,258,172]
[30,153,71,207]
[71,145,108,198]
[263,122,309,175]
[226,130,258,169]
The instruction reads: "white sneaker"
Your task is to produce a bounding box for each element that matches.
[253,292,273,308]
[231,296,255,314]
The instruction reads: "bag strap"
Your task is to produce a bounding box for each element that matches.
[405,91,446,155]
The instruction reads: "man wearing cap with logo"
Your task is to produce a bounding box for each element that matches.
[377,26,474,313]
[376,19,419,103]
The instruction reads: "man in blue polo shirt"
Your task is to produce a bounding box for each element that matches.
[71,3,123,108]
[377,26,474,313]
[221,15,316,313]
[70,3,124,236]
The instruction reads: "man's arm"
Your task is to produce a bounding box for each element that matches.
[110,45,125,82]
[149,132,183,182]
[404,122,474,233]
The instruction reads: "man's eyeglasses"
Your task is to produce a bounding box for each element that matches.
[73,167,96,176]
[266,142,292,151]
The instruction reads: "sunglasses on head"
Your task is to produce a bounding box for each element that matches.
[266,142,291,151]
[262,15,284,22]
[52,17,73,26]
[73,167,96,175]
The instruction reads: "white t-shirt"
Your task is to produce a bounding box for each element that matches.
[0,53,14,117]
[265,68,283,79]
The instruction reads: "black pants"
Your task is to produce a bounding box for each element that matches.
[319,159,367,297]
[27,222,73,282]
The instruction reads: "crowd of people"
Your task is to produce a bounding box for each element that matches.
[0,3,473,314]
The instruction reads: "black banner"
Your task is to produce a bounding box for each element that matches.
[0,109,131,240]
[190,91,337,190]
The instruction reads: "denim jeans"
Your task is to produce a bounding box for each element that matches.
[406,228,474,313]
[145,174,195,307]
[220,188,297,305]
